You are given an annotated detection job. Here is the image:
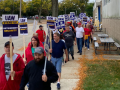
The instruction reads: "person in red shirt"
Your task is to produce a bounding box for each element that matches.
[36,25,46,45]
[84,23,92,50]
[0,41,25,90]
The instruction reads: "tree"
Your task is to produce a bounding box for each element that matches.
[51,0,58,17]
[85,3,94,17]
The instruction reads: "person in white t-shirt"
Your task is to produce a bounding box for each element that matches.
[75,23,85,55]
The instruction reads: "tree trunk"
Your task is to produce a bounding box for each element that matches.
[52,0,58,17]
[39,0,43,23]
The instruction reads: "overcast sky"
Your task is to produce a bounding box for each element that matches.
[58,0,95,3]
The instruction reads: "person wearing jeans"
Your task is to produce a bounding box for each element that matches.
[84,23,92,50]
[49,33,68,89]
[75,23,84,55]
[77,38,83,55]
[63,26,76,60]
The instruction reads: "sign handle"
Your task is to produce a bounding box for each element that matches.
[23,33,26,64]
[50,30,52,49]
[10,36,14,80]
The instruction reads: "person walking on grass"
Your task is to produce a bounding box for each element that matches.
[49,33,68,89]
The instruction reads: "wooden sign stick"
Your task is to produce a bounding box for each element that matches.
[10,37,14,80]
[23,33,26,65]
[50,30,52,59]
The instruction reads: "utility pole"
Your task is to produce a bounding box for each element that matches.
[20,0,21,18]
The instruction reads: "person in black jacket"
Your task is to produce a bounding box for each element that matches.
[20,47,58,90]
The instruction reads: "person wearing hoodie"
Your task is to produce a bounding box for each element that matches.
[0,41,25,90]
[20,47,58,90]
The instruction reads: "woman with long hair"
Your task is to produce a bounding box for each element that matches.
[23,36,40,64]
[84,23,92,50]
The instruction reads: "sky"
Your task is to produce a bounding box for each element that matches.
[58,0,95,3]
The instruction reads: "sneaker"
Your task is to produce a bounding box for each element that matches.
[77,51,80,53]
[57,83,61,89]
[80,53,82,55]
[72,56,74,60]
[88,49,90,50]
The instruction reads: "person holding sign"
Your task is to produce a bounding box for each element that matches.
[49,33,68,89]
[23,36,40,64]
[20,47,58,90]
[36,25,46,45]
[0,41,25,90]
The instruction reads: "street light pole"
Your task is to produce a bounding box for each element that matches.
[20,0,21,18]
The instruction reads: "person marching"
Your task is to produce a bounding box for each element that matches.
[84,23,92,50]
[0,41,25,90]
[28,33,44,48]
[63,26,76,60]
[20,47,58,90]
[75,22,85,55]
[23,36,40,64]
[36,25,46,45]
[49,33,68,89]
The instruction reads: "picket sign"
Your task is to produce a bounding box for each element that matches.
[9,36,14,80]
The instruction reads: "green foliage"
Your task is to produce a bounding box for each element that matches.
[83,60,120,90]
[85,3,94,17]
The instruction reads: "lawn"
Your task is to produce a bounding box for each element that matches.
[83,60,120,90]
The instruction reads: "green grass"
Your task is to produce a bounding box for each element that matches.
[83,60,120,90]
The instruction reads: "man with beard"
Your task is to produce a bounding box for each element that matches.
[20,47,58,90]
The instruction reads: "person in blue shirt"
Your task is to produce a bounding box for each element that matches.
[49,32,68,89]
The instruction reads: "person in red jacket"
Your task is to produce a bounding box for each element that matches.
[36,25,46,45]
[0,41,25,90]
[28,33,44,48]
[23,36,40,64]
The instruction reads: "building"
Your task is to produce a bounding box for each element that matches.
[102,0,120,43]
[93,0,102,24]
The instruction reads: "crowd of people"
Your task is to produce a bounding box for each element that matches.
[0,19,94,90]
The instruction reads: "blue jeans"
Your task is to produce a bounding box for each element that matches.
[51,57,63,73]
[85,36,90,49]
[66,45,74,59]
[77,38,83,53]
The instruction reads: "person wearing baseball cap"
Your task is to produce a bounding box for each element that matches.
[36,25,46,45]
[0,41,25,90]
[20,47,58,90]
[75,22,85,55]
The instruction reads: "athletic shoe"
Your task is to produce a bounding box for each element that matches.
[77,51,80,53]
[80,53,82,55]
[85,47,87,49]
[88,49,90,50]
[57,83,61,89]
[72,56,74,60]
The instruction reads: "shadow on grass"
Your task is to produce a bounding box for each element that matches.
[83,60,120,90]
